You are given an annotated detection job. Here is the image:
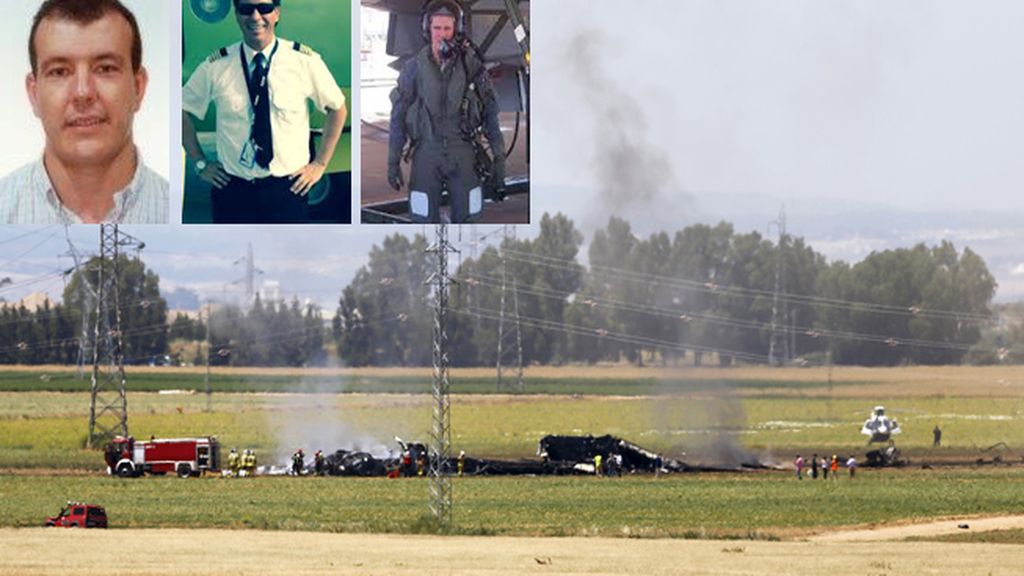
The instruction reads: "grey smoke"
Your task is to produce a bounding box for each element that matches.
[566,29,686,226]
[268,365,395,465]
[654,379,765,468]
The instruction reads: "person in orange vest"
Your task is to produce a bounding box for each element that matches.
[830,454,839,480]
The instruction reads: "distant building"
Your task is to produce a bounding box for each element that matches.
[2,292,53,312]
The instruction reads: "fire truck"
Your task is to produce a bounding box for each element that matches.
[105,435,220,478]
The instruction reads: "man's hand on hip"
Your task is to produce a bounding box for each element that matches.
[290,162,327,196]
[199,162,231,189]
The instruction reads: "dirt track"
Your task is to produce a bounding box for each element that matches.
[2,528,1023,575]
[808,514,1024,542]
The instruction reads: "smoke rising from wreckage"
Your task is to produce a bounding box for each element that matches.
[255,434,772,477]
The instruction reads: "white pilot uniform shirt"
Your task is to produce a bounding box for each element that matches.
[182,37,345,180]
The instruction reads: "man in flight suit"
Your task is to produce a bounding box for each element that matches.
[388,0,505,223]
[182,0,347,223]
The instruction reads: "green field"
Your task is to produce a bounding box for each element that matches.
[2,365,1023,540]
[3,469,1024,537]
[2,390,1021,470]
[0,369,859,395]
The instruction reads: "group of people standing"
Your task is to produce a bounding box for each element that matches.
[794,453,857,480]
[225,448,257,477]
[290,449,327,476]
[593,452,627,477]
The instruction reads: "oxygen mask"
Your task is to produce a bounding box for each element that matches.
[439,38,456,61]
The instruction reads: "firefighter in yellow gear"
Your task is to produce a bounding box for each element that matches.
[594,454,603,477]
[227,448,239,477]
[242,449,256,476]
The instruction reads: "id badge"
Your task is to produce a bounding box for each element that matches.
[239,139,256,169]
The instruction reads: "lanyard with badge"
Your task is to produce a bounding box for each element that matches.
[238,40,279,169]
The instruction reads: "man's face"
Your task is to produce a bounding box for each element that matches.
[27,12,146,170]
[430,14,456,54]
[236,0,279,50]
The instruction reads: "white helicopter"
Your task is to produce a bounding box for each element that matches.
[861,406,902,444]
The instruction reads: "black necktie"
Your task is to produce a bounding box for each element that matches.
[252,52,273,169]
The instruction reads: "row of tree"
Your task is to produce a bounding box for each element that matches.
[333,214,1011,367]
[0,255,325,367]
[0,256,168,365]
[0,216,1018,367]
[207,295,326,367]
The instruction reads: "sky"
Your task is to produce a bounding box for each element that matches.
[530,0,1024,300]
[1,0,1023,312]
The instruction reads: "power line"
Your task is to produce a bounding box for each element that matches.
[459,305,773,365]
[0,227,63,271]
[0,225,62,248]
[465,271,980,355]
[496,246,994,324]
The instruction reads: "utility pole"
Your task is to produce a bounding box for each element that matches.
[426,223,456,526]
[495,226,524,392]
[204,301,212,412]
[768,207,787,367]
[87,225,142,448]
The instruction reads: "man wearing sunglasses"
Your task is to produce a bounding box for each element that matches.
[182,0,347,223]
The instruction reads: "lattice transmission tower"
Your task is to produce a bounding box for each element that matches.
[87,225,142,448]
[768,207,789,366]
[495,226,523,392]
[426,223,457,525]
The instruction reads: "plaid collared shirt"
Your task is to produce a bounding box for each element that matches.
[0,156,169,224]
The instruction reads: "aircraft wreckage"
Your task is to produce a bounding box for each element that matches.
[259,434,771,477]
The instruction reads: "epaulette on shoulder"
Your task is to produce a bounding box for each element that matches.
[292,42,317,57]
[206,46,230,64]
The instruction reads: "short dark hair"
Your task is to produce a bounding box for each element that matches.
[30,0,143,75]
[233,0,281,7]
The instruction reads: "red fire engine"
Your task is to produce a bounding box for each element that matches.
[105,435,220,478]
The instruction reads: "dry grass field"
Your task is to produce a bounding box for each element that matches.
[2,528,1023,576]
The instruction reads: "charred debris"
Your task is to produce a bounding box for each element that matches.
[290,434,771,478]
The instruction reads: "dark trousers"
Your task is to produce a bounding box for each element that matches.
[408,144,480,224]
[211,175,309,224]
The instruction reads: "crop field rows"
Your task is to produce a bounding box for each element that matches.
[2,366,1024,544]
